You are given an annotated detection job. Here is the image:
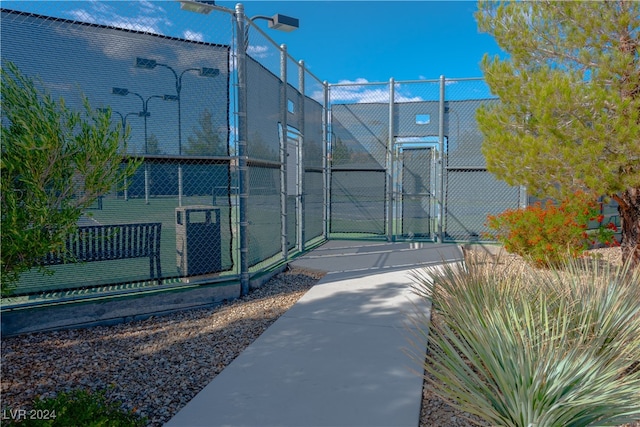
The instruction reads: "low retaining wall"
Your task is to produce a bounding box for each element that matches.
[1,266,286,337]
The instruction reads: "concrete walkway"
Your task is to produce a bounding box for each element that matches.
[166,241,462,427]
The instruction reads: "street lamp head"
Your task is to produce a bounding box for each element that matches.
[163,94,179,101]
[200,67,220,77]
[138,111,151,117]
[112,87,130,96]
[136,57,157,69]
[178,0,215,14]
[268,14,299,32]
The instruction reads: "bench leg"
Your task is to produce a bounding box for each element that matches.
[150,255,162,285]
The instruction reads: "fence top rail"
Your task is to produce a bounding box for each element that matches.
[74,222,162,230]
[244,14,324,88]
[328,76,486,87]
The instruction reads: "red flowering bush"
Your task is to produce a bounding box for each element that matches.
[486,192,617,267]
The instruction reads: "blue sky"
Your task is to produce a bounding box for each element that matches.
[7,1,504,84]
[233,1,504,82]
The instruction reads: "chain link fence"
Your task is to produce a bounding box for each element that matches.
[443,80,523,240]
[2,3,523,304]
[329,82,390,237]
[2,6,236,298]
[1,3,330,301]
[327,78,523,242]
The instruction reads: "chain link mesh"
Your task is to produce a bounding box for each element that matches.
[442,79,519,241]
[329,82,390,236]
[303,74,326,242]
[327,78,522,242]
[391,80,440,240]
[2,4,524,301]
[2,6,235,296]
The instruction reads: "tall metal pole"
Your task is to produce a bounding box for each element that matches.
[387,77,395,242]
[129,92,157,206]
[144,106,150,205]
[280,44,288,261]
[112,111,135,202]
[297,60,305,252]
[322,81,329,239]
[178,83,183,207]
[438,75,446,243]
[236,3,250,296]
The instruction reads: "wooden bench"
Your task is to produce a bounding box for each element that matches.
[42,223,162,282]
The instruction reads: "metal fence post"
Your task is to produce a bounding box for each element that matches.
[520,185,528,209]
[323,81,329,239]
[387,77,395,242]
[280,44,289,261]
[322,80,330,240]
[438,75,446,243]
[235,3,249,295]
[298,60,305,252]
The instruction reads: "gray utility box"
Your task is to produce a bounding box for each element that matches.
[176,206,221,277]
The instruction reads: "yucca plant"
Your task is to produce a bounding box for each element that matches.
[409,252,640,426]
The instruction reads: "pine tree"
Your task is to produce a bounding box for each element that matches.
[184,108,224,156]
[476,1,640,267]
[146,133,163,155]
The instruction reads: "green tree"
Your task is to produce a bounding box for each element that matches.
[146,133,163,155]
[0,63,140,295]
[476,1,640,266]
[330,137,352,166]
[184,108,225,156]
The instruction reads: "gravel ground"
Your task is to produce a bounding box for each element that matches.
[1,267,324,426]
[2,249,638,427]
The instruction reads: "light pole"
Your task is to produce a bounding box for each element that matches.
[177,0,299,296]
[98,108,138,201]
[112,87,178,204]
[134,57,219,207]
[245,13,299,50]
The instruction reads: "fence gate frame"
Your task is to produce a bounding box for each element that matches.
[391,140,440,241]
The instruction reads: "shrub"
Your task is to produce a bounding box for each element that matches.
[4,388,147,427]
[486,192,616,267]
[1,62,140,295]
[409,253,640,426]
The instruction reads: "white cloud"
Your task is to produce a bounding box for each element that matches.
[328,78,424,103]
[336,78,370,85]
[183,30,204,42]
[139,0,167,16]
[247,45,270,59]
[62,3,228,72]
[67,1,171,35]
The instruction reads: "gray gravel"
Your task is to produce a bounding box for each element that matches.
[1,267,324,426]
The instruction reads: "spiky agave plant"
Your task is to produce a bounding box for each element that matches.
[409,252,640,426]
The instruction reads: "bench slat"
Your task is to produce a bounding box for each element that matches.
[41,223,162,282]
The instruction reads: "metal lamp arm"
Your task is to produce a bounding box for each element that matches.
[155,63,180,94]
[129,92,145,111]
[177,68,202,95]
[250,15,273,23]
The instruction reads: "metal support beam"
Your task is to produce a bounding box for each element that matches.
[438,75,446,243]
[322,81,329,240]
[235,3,250,295]
[298,60,306,252]
[520,185,528,209]
[280,44,289,261]
[387,77,395,242]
